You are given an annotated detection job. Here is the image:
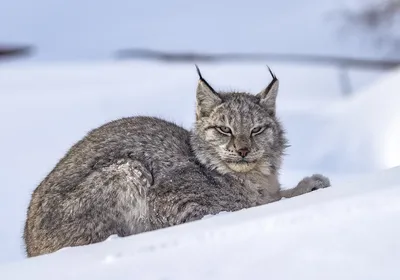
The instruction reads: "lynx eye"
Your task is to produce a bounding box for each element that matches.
[216,126,232,135]
[251,126,265,135]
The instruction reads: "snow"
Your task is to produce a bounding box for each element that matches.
[1,167,400,280]
[311,69,400,171]
[0,61,399,279]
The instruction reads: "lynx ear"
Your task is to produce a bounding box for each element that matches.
[257,66,279,114]
[195,65,221,119]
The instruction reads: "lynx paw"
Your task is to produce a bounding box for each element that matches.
[297,173,331,193]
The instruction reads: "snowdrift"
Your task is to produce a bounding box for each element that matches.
[1,166,400,280]
[306,68,400,173]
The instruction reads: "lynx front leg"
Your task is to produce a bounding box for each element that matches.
[280,174,331,199]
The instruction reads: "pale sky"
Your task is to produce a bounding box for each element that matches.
[0,0,381,62]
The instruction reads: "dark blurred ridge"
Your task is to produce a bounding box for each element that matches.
[0,45,33,61]
[116,48,400,70]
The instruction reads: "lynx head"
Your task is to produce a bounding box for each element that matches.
[190,66,288,176]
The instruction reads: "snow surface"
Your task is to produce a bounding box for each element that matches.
[1,167,400,280]
[0,61,399,279]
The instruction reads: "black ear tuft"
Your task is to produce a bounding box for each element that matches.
[264,65,278,94]
[195,64,203,80]
[267,65,276,80]
[195,65,217,93]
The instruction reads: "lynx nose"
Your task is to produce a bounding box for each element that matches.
[237,148,250,158]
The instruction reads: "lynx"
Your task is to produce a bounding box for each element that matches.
[23,66,330,257]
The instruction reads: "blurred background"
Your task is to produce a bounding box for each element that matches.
[1,0,399,264]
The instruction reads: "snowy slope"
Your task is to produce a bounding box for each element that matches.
[306,69,400,172]
[1,167,400,280]
[0,61,399,274]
